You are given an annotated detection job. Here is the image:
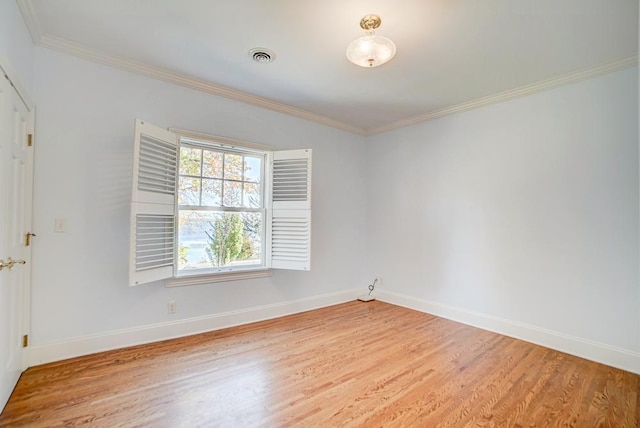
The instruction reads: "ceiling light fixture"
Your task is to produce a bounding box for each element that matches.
[346,14,396,68]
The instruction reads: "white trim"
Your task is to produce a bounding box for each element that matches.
[376,289,640,375]
[165,269,272,287]
[15,0,636,137]
[169,128,275,152]
[0,55,35,375]
[25,289,360,366]
[33,34,365,136]
[368,55,639,135]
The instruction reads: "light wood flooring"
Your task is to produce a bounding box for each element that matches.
[1,301,638,427]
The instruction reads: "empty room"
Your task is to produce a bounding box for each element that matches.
[0,0,639,426]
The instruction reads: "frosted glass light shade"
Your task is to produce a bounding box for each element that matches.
[346,34,397,68]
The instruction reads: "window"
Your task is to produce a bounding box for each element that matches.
[177,143,265,274]
[129,120,311,286]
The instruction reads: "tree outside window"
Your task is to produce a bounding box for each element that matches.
[177,144,264,272]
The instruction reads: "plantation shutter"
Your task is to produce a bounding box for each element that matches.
[268,149,312,271]
[129,119,178,286]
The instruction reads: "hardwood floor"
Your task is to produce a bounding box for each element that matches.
[1,301,638,427]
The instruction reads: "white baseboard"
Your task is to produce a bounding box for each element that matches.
[375,289,640,375]
[27,288,639,374]
[26,289,360,367]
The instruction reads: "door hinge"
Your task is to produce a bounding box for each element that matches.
[23,334,28,348]
[27,133,33,147]
[25,232,36,246]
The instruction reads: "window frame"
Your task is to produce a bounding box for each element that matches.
[169,129,275,285]
[129,120,312,287]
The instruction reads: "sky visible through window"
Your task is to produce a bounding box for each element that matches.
[177,144,264,272]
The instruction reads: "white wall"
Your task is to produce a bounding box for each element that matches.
[0,0,34,92]
[366,68,640,360]
[30,47,368,349]
[5,0,639,370]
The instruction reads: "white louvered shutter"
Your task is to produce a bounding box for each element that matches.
[268,149,312,271]
[129,119,178,286]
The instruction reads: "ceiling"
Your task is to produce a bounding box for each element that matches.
[17,0,639,135]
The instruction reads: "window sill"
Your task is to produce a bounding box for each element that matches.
[165,268,272,287]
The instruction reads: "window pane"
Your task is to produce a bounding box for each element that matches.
[178,177,200,205]
[243,182,261,208]
[244,156,262,183]
[241,212,263,256]
[224,153,243,180]
[178,210,263,271]
[179,147,201,176]
[202,178,222,206]
[223,180,242,207]
[203,150,223,178]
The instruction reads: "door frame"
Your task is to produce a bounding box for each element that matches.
[0,54,34,372]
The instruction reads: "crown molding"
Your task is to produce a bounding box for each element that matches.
[16,0,43,42]
[15,0,637,137]
[367,55,639,135]
[35,34,638,137]
[34,34,367,136]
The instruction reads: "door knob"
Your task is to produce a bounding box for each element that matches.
[0,257,26,271]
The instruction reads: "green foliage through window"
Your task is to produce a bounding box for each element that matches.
[177,143,264,272]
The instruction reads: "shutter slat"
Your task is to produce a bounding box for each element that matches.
[135,213,175,272]
[273,156,310,203]
[137,132,178,195]
[130,120,178,286]
[269,149,312,271]
[270,209,310,269]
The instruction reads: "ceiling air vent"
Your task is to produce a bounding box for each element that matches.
[249,48,276,64]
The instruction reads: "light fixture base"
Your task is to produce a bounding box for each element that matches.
[347,14,396,68]
[360,14,381,31]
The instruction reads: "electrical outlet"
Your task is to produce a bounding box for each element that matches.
[168,301,176,314]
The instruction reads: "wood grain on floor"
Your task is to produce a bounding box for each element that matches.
[1,301,638,427]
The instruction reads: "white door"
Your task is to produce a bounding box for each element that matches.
[0,71,34,410]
